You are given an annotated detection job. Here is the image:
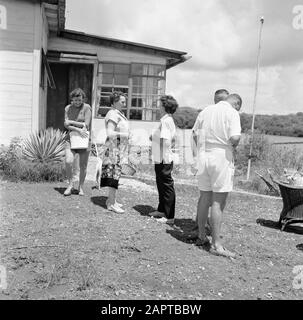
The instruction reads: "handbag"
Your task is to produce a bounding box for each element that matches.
[70,130,90,149]
[121,163,136,176]
[120,148,140,176]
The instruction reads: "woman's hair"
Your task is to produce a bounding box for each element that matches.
[70,88,86,100]
[160,95,179,114]
[109,91,127,106]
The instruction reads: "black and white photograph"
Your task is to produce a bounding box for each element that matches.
[0,0,303,307]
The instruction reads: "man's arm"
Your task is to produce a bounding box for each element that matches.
[229,135,241,163]
[191,131,198,158]
[191,113,201,158]
[228,109,242,148]
[229,135,241,148]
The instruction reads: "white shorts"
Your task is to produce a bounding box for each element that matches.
[197,147,235,193]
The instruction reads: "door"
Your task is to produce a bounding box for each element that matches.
[47,63,93,131]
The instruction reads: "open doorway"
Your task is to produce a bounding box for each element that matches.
[46,63,93,131]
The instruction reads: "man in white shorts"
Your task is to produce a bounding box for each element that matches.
[192,94,242,258]
[191,89,229,235]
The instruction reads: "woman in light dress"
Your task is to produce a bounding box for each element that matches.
[99,91,130,213]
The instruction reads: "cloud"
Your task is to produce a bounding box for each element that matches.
[65,0,303,114]
[167,61,303,115]
[66,0,303,69]
[219,0,303,68]
[66,0,241,70]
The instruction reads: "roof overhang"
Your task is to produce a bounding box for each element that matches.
[41,0,189,69]
[47,50,98,63]
[42,0,65,34]
[59,29,189,69]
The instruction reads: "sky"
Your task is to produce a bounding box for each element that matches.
[65,0,303,115]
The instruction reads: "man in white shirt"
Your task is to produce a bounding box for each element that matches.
[149,95,178,225]
[191,94,242,258]
[191,89,229,234]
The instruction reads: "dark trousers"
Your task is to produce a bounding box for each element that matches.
[155,162,176,219]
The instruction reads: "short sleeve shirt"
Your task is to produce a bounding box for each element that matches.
[152,114,176,164]
[192,101,241,150]
[65,103,92,130]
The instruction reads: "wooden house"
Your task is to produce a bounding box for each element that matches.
[0,0,188,145]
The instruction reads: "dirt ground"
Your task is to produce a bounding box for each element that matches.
[0,174,303,300]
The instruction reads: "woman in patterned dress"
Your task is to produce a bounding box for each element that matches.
[100,91,130,213]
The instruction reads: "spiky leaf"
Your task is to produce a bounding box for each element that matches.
[22,128,66,163]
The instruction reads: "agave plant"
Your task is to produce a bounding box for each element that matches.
[22,128,66,163]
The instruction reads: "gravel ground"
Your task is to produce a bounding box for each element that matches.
[0,170,303,300]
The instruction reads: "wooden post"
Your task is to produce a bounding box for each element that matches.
[246,17,264,181]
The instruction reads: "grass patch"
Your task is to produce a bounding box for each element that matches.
[1,159,66,182]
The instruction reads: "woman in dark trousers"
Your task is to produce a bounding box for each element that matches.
[149,95,179,225]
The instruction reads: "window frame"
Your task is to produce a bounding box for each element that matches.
[95,62,166,121]
[129,63,166,121]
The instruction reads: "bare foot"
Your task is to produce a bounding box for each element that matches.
[210,245,236,258]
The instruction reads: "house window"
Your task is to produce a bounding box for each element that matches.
[96,63,129,118]
[130,63,165,121]
[95,62,166,121]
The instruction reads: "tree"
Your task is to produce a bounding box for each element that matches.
[173,107,200,129]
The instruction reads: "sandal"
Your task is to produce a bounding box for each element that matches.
[205,223,212,236]
[107,204,125,214]
[186,232,199,240]
[195,237,211,248]
[209,246,236,258]
[64,186,73,196]
[106,199,123,208]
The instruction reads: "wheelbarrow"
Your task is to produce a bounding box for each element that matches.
[256,170,303,231]
[272,178,303,231]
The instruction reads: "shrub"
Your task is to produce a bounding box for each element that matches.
[0,137,24,171]
[250,175,279,196]
[5,159,66,182]
[0,145,8,170]
[0,129,66,182]
[23,128,66,163]
[263,145,303,173]
[236,132,270,171]
[173,107,200,129]
[240,144,303,195]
